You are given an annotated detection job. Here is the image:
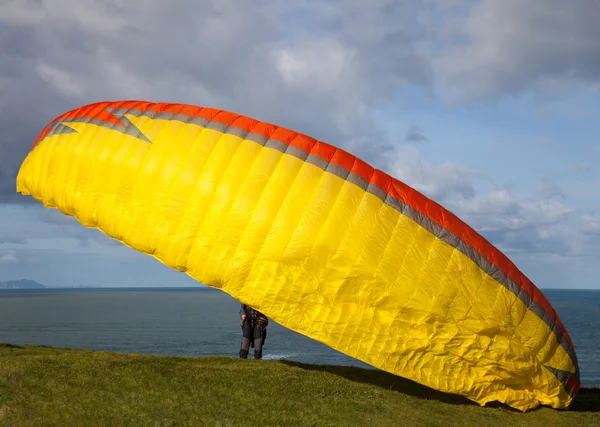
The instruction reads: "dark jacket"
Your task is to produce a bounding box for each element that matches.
[240,304,269,327]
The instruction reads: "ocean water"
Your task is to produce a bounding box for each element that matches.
[0,287,370,369]
[0,287,598,387]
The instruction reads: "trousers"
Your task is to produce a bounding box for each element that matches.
[239,321,267,359]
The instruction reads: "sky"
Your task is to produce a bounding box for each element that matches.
[0,0,599,289]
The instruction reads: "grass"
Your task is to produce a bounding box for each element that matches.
[0,343,598,426]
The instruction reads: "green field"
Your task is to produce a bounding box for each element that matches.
[0,343,597,426]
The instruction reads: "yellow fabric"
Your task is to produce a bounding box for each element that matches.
[17,112,576,411]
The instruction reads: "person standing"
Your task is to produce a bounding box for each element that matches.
[239,303,269,359]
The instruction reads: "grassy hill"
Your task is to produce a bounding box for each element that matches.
[0,343,597,426]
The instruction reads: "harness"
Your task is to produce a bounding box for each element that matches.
[241,305,269,349]
[245,306,269,328]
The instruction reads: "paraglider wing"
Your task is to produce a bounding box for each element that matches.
[16,100,579,411]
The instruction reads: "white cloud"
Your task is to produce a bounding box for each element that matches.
[584,216,600,234]
[271,37,367,133]
[0,250,18,264]
[36,63,85,100]
[274,38,357,88]
[390,145,599,261]
[391,145,482,201]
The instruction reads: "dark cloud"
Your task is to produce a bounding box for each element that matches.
[571,163,593,173]
[404,125,429,143]
[539,175,566,200]
[0,238,26,244]
[0,22,77,203]
[434,0,600,104]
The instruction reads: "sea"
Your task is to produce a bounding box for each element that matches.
[0,287,598,387]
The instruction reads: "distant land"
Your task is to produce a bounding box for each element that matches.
[0,280,218,290]
[0,279,46,289]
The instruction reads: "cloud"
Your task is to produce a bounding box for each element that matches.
[0,204,123,249]
[449,187,592,258]
[372,134,597,267]
[0,237,26,244]
[562,179,600,200]
[391,145,482,201]
[571,163,593,173]
[584,217,600,237]
[389,146,598,261]
[403,125,429,143]
[433,0,600,104]
[32,207,124,247]
[0,250,18,264]
[0,245,200,287]
[539,175,565,200]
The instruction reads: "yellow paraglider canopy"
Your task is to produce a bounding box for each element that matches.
[17,100,579,411]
